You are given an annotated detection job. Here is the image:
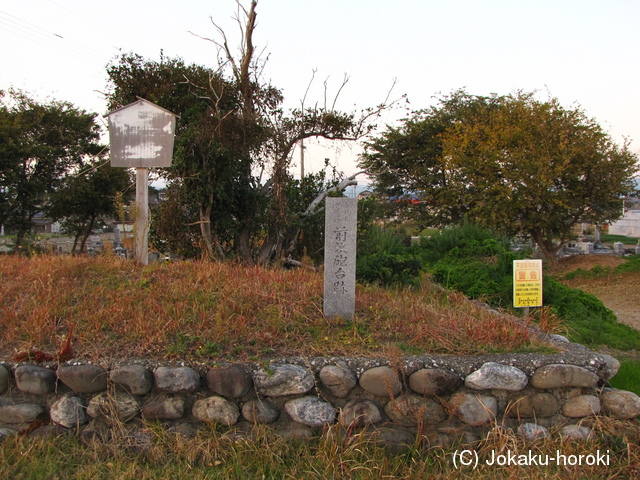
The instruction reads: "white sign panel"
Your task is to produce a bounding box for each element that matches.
[107,98,177,168]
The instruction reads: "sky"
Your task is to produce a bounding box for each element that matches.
[1,0,639,183]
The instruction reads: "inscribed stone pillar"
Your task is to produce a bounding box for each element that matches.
[323,197,357,320]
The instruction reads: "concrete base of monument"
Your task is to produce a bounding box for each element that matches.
[1,335,637,449]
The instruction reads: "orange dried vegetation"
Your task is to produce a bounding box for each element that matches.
[0,255,549,361]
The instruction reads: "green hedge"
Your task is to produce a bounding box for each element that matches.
[417,225,640,350]
[356,230,422,287]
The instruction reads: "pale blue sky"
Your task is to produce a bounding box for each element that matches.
[1,0,638,178]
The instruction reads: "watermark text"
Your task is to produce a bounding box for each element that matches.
[452,449,610,470]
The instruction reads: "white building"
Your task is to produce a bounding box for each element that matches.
[609,209,640,237]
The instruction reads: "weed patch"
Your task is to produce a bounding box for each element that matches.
[615,254,640,273]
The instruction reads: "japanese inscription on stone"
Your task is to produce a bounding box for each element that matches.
[323,197,357,320]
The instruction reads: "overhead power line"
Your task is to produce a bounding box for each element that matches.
[0,9,109,67]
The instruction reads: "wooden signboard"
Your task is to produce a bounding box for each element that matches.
[106,98,177,265]
[107,98,177,168]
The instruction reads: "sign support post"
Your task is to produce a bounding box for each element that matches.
[135,167,149,265]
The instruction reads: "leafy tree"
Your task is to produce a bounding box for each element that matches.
[106,1,395,263]
[149,183,202,259]
[361,90,639,261]
[47,159,133,253]
[0,90,103,250]
[105,53,252,260]
[360,89,496,226]
[440,92,638,261]
[105,52,347,262]
[277,163,349,264]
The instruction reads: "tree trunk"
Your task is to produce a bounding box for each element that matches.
[198,191,226,261]
[14,230,26,253]
[199,200,215,261]
[236,227,253,264]
[257,229,287,264]
[284,172,362,258]
[226,0,258,265]
[72,233,80,254]
[530,230,560,266]
[79,215,96,254]
[212,230,226,261]
[14,210,35,254]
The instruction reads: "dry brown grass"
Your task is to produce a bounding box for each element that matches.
[1,415,639,479]
[0,255,550,362]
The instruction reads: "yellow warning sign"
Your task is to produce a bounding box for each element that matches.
[513,259,543,308]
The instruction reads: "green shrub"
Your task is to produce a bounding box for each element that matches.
[356,229,423,286]
[431,258,508,304]
[418,225,521,307]
[610,359,640,395]
[543,277,640,349]
[616,255,640,273]
[358,228,408,256]
[415,224,640,351]
[357,252,423,287]
[418,223,506,264]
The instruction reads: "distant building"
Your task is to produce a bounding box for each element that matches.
[357,190,373,200]
[32,212,61,234]
[389,194,421,205]
[0,212,61,236]
[609,209,640,237]
[607,196,640,237]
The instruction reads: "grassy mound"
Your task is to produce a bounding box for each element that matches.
[0,255,549,361]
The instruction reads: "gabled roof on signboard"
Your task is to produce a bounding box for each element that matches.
[106,97,179,118]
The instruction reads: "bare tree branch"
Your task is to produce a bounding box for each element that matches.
[303,170,367,216]
[331,73,349,112]
[301,68,317,110]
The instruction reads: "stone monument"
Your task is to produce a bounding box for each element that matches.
[614,242,625,256]
[323,197,357,320]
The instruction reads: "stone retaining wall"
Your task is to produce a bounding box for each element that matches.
[1,340,639,448]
